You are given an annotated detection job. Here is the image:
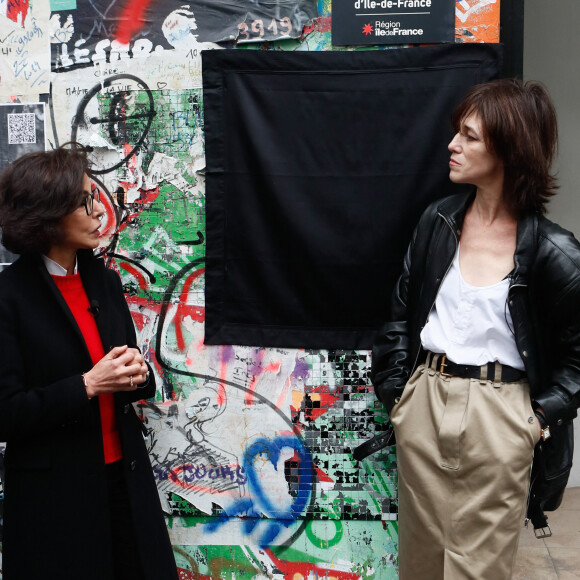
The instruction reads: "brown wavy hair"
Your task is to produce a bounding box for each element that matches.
[452,78,558,214]
[0,143,90,254]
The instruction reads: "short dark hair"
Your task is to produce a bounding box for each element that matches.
[452,78,558,214]
[0,143,90,254]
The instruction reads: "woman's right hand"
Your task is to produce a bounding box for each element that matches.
[82,345,148,399]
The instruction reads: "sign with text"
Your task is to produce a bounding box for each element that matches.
[332,0,455,46]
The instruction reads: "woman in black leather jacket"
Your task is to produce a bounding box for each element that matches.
[371,79,580,580]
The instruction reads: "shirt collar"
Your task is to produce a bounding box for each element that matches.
[42,255,78,276]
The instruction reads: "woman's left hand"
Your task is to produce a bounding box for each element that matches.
[535,408,548,443]
[125,347,149,378]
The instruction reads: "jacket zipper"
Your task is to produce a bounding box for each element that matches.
[508,279,537,527]
[410,212,459,373]
[507,282,529,370]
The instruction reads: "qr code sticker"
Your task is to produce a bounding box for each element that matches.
[7,113,36,145]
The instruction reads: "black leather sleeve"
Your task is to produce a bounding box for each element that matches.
[532,226,580,426]
[371,227,416,413]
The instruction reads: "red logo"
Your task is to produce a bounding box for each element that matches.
[362,23,373,35]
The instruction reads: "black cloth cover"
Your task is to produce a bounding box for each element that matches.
[202,44,503,349]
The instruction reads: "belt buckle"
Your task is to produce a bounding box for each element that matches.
[439,354,452,377]
[534,524,552,539]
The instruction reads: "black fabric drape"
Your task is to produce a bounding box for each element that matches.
[202,44,503,349]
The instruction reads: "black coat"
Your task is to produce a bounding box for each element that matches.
[0,250,177,580]
[372,191,580,526]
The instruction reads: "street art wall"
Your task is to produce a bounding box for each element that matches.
[0,1,499,578]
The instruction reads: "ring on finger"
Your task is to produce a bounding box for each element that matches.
[130,375,134,388]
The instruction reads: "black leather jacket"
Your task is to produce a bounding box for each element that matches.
[371,191,580,525]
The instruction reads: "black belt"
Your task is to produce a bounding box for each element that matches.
[352,427,395,461]
[424,351,526,383]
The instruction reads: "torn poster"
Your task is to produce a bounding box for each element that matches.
[50,0,319,72]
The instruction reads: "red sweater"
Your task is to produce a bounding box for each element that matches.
[52,274,122,464]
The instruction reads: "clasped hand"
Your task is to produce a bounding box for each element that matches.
[83,345,148,399]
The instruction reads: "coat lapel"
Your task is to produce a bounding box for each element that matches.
[30,251,112,358]
[32,255,90,354]
[78,250,112,350]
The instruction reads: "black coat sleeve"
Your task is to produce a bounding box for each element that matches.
[0,291,92,441]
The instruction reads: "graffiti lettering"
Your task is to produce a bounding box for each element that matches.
[155,463,247,486]
[237,17,293,41]
[71,74,156,174]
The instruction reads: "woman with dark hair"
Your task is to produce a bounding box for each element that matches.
[372,79,580,579]
[0,145,178,580]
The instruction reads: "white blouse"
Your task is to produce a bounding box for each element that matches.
[420,245,525,370]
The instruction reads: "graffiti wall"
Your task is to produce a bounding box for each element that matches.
[0,0,499,577]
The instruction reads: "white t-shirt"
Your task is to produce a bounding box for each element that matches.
[420,245,525,370]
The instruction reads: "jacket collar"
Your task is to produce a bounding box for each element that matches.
[436,190,538,285]
[436,190,476,237]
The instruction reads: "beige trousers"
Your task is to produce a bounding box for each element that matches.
[390,362,538,580]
